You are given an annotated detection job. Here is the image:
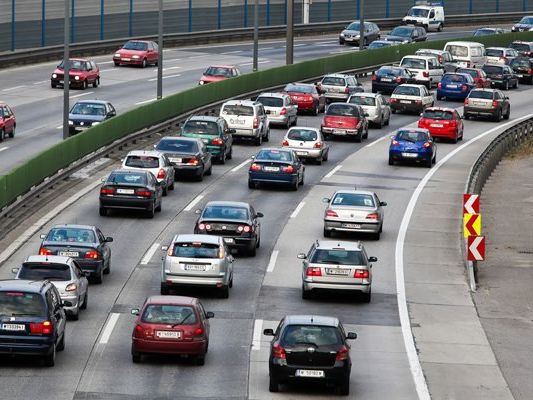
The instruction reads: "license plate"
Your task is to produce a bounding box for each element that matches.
[430,124,444,128]
[446,84,458,88]
[402,152,418,158]
[326,268,350,276]
[122,57,131,61]
[59,80,64,84]
[1,323,25,331]
[116,188,135,194]
[295,369,325,378]
[400,100,411,104]
[155,330,181,339]
[381,78,392,82]
[342,223,361,229]
[296,151,308,156]
[333,129,346,134]
[169,157,182,163]
[184,264,206,271]
[59,251,79,257]
[223,237,235,244]
[263,166,280,172]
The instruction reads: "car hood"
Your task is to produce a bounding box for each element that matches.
[53,68,85,77]
[342,29,361,36]
[201,75,228,83]
[117,49,147,56]
[385,36,411,43]
[513,24,533,29]
[69,114,106,122]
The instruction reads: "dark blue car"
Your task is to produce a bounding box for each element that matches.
[388,128,437,168]
[437,73,475,101]
[248,148,305,191]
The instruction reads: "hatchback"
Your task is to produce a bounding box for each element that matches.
[456,68,491,88]
[68,100,116,135]
[113,40,159,67]
[464,88,511,121]
[485,47,519,65]
[371,66,415,94]
[321,103,368,141]
[199,65,240,85]
[131,296,214,365]
[248,148,305,191]
[154,136,212,180]
[399,55,444,88]
[339,20,380,46]
[51,58,100,89]
[436,72,475,101]
[385,25,427,43]
[122,150,175,196]
[264,315,357,395]
[347,92,391,128]
[282,127,329,164]
[482,64,519,90]
[509,57,533,84]
[415,49,458,72]
[389,84,434,114]
[256,93,298,128]
[510,41,533,58]
[283,83,325,115]
[219,100,269,145]
[317,73,363,103]
[181,116,234,163]
[0,102,16,141]
[160,234,234,298]
[418,107,464,143]
[389,128,437,168]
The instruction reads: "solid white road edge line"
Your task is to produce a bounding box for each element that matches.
[135,98,157,105]
[395,113,533,400]
[99,313,120,344]
[70,91,94,99]
[290,201,305,219]
[266,250,279,273]
[184,194,204,212]
[140,243,160,265]
[251,319,263,351]
[231,159,250,172]
[323,164,342,179]
[365,135,389,148]
[0,147,8,152]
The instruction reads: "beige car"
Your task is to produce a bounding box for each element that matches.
[347,93,391,129]
[281,127,329,164]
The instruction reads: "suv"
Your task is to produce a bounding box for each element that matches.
[51,58,100,90]
[510,41,533,58]
[415,49,458,72]
[298,240,377,302]
[264,315,358,395]
[317,73,363,103]
[219,100,269,145]
[0,279,68,366]
[347,92,391,129]
[0,102,16,141]
[122,150,175,195]
[464,88,511,122]
[399,55,444,88]
[482,64,519,90]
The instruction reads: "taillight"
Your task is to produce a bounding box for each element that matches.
[461,84,468,92]
[492,100,498,107]
[280,107,287,115]
[187,158,200,165]
[423,71,429,78]
[39,247,53,256]
[167,243,175,256]
[415,100,422,105]
[366,213,379,220]
[325,209,338,217]
[305,95,313,102]
[437,83,442,89]
[134,324,145,338]
[528,68,532,74]
[282,165,295,173]
[354,269,370,279]
[391,139,400,146]
[157,169,166,179]
[85,250,99,259]
[336,345,349,361]
[389,98,398,103]
[253,117,259,129]
[237,225,252,233]
[218,246,225,259]
[136,189,153,197]
[30,321,53,335]
[65,283,77,292]
[194,327,204,336]
[371,75,377,81]
[314,142,322,149]
[306,267,322,276]
[250,163,261,172]
[282,139,289,146]
[344,87,350,94]
[438,55,443,64]
[396,76,403,83]
[100,187,114,195]
[272,342,286,359]
[464,98,469,105]
[197,223,206,230]
[423,142,432,148]
[211,137,224,145]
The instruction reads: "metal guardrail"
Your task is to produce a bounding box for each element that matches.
[0,11,526,69]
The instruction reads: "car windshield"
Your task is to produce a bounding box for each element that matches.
[377,67,402,77]
[221,105,254,116]
[182,120,219,135]
[457,68,478,78]
[394,86,420,96]
[202,205,249,220]
[321,77,347,86]
[156,139,198,153]
[519,17,533,24]
[256,97,284,107]
[205,67,232,77]
[368,41,392,49]
[46,227,95,243]
[124,155,160,169]
[58,60,87,71]
[510,43,531,52]
[326,104,360,117]
[422,110,453,120]
[346,22,361,31]
[107,172,147,185]
[70,103,106,116]
[442,74,467,83]
[486,48,504,57]
[0,292,46,317]
[401,58,426,69]
[255,149,293,162]
[469,90,494,99]
[123,41,148,51]
[407,7,429,17]
[171,242,220,258]
[474,29,496,36]
[510,58,532,68]
[445,45,469,57]
[390,27,412,37]
[281,325,341,347]
[331,193,375,207]
[284,84,313,94]
[396,130,427,142]
[311,249,365,265]
[483,65,504,74]
[287,129,318,141]
[348,96,376,106]
[142,305,197,325]
[18,263,71,281]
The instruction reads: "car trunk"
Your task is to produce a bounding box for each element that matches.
[467,98,493,109]
[253,160,295,174]
[330,206,373,223]
[323,116,358,129]
[285,344,339,367]
[40,242,97,259]
[163,152,198,165]
[168,257,221,276]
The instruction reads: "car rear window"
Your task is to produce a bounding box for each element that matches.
[205,67,232,77]
[142,305,197,325]
[510,58,532,68]
[510,43,531,52]
[321,77,346,86]
[468,90,494,99]
[396,130,427,142]
[422,110,454,120]
[284,84,313,93]
[331,193,375,207]
[58,59,87,71]
[221,105,254,116]
[281,325,341,346]
[442,74,466,83]
[287,129,318,141]
[171,242,220,258]
[156,139,198,153]
[445,45,469,57]
[256,97,284,107]
[348,96,376,106]
[456,68,478,78]
[401,58,426,69]
[182,120,219,135]
[70,102,106,116]
[125,155,160,169]
[0,291,46,317]
[310,249,365,265]
[376,67,402,77]
[390,27,413,37]
[19,263,71,281]
[46,227,95,243]
[107,172,147,185]
[255,149,293,162]
[483,65,504,74]
[123,41,148,51]
[393,86,420,96]
[486,48,504,57]
[326,104,361,117]
[202,205,249,220]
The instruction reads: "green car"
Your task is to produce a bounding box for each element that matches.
[181,116,234,164]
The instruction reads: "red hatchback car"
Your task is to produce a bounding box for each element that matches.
[113,40,159,68]
[456,68,492,88]
[321,102,369,142]
[283,82,325,115]
[131,296,214,365]
[51,58,100,90]
[0,102,16,141]
[199,65,240,85]
[418,107,464,143]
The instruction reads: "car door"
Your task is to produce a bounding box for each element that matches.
[249,205,261,240]
[201,142,212,170]
[106,103,116,119]
[96,228,111,266]
[222,119,233,150]
[73,261,88,298]
[2,106,15,134]
[454,110,463,133]
[421,86,433,106]
[257,105,268,136]
[286,96,297,120]
[377,94,390,121]
[48,287,66,339]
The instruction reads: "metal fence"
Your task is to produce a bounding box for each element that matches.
[1,0,532,52]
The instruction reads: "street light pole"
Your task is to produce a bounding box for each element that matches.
[286,0,294,65]
[157,0,163,99]
[359,0,365,52]
[252,0,259,71]
[62,0,70,140]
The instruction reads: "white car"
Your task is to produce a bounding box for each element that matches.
[400,55,444,88]
[281,127,329,164]
[220,100,270,145]
[402,3,445,32]
[256,92,298,128]
[485,47,520,65]
[389,84,434,114]
[347,93,391,128]
[122,150,175,196]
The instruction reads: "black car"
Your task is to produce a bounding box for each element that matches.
[38,224,113,284]
[0,279,68,366]
[154,136,212,181]
[482,64,519,90]
[339,21,380,46]
[264,315,357,395]
[385,25,427,43]
[194,201,263,256]
[372,66,415,94]
[510,41,533,58]
[99,169,163,218]
[68,100,116,135]
[473,27,505,37]
[509,57,533,84]
[511,15,533,32]
[248,148,306,190]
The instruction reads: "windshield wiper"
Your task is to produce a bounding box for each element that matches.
[172,312,194,327]
[10,313,40,317]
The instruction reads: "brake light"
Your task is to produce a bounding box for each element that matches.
[85,250,99,259]
[305,95,313,102]
[423,142,432,148]
[437,83,442,89]
[282,165,295,173]
[528,68,532,74]
[306,267,322,276]
[237,225,252,233]
[218,246,225,259]
[194,327,204,336]
[314,142,322,149]
[30,320,53,335]
[461,84,468,92]
[371,75,377,81]
[389,98,398,103]
[396,76,403,83]
[136,189,152,197]
[438,55,443,64]
[187,158,199,165]
[282,139,289,146]
[492,100,498,107]
[336,345,349,361]
[253,117,259,129]
[354,269,370,279]
[325,209,338,217]
[100,187,114,195]
[211,138,224,145]
[157,169,166,179]
[344,87,349,94]
[198,223,206,230]
[39,247,53,256]
[391,139,400,146]
[415,100,422,105]
[250,163,261,171]
[280,107,287,115]
[464,98,469,105]
[366,212,379,220]
[272,342,286,359]
[134,324,145,338]
[167,243,175,256]
[65,283,77,292]
[422,71,429,78]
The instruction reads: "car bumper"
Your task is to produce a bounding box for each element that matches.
[437,89,469,99]
[171,164,203,176]
[206,145,224,156]
[324,219,381,233]
[295,100,315,111]
[390,102,424,113]
[60,293,80,313]
[113,57,143,65]
[464,106,497,117]
[269,362,350,384]
[230,128,261,138]
[324,93,350,102]
[75,258,105,276]
[268,115,291,125]
[100,196,154,211]
[303,279,371,293]
[372,82,399,94]
[132,338,206,355]
[162,273,228,288]
[389,149,432,163]
[321,126,361,137]
[423,125,458,139]
[0,337,56,356]
[249,171,298,186]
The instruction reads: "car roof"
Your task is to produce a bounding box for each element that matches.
[145,295,196,305]
[315,240,363,251]
[257,92,288,99]
[323,73,350,78]
[258,147,293,153]
[287,126,320,133]
[397,127,430,134]
[204,200,251,209]
[187,115,222,123]
[445,41,484,46]
[332,189,375,197]
[173,234,221,245]
[417,49,445,54]
[125,39,152,43]
[396,84,427,89]
[160,136,200,143]
[222,100,257,106]
[288,82,315,87]
[284,315,340,327]
[69,58,91,62]
[49,223,96,230]
[470,88,497,92]
[402,55,437,61]
[110,168,151,175]
[126,150,162,158]
[512,40,533,44]
[73,100,111,105]
[208,65,236,69]
[0,279,51,293]
[486,47,510,50]
[424,106,456,112]
[350,92,379,98]
[24,255,72,264]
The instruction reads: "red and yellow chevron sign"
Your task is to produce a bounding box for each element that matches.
[463,213,481,237]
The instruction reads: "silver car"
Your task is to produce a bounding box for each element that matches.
[347,93,391,129]
[299,240,377,302]
[317,73,363,102]
[282,127,329,164]
[256,92,298,128]
[323,189,386,240]
[13,255,89,320]
[160,234,234,298]
[122,150,175,196]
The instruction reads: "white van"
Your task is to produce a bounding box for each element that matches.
[443,41,487,68]
[402,1,445,32]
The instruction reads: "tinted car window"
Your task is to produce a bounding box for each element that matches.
[310,249,364,265]
[107,172,147,185]
[287,129,318,141]
[0,291,46,316]
[322,77,346,86]
[46,227,96,242]
[469,90,494,99]
[442,74,467,83]
[446,45,469,57]
[346,22,361,30]
[124,155,160,169]
[256,97,284,107]
[202,205,249,220]
[422,110,453,120]
[486,48,504,57]
[510,43,531,52]
[171,242,219,258]
[397,130,427,142]
[348,96,376,106]
[58,60,87,71]
[510,58,532,68]
[182,120,219,135]
[401,58,426,69]
[221,105,254,116]
[376,67,402,77]
[123,41,148,51]
[255,149,293,161]
[284,84,314,93]
[281,325,342,346]
[368,41,392,49]
[390,27,413,37]
[332,193,375,207]
[19,263,71,281]
[457,68,478,78]
[519,16,533,24]
[142,305,197,324]
[326,104,361,117]
[156,139,198,153]
[483,65,504,74]
[394,86,421,96]
[204,67,232,77]
[70,102,106,116]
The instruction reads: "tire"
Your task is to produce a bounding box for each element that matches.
[255,134,262,146]
[514,80,518,89]
[248,179,256,189]
[80,291,88,310]
[361,289,372,303]
[92,78,99,88]
[169,181,175,190]
[373,231,381,240]
[99,207,107,217]
[504,107,510,120]
[323,228,331,238]
[141,58,147,68]
[316,156,322,165]
[227,146,233,160]
[114,62,120,67]
[82,80,88,90]
[376,117,383,129]
[291,178,299,191]
[391,108,396,114]
[337,378,350,396]
[323,149,329,161]
[302,284,312,300]
[425,156,433,168]
[8,125,15,138]
[51,82,57,88]
[196,353,206,366]
[43,345,56,367]
[147,202,155,218]
[269,377,280,393]
[355,132,362,143]
[94,267,104,284]
[437,95,442,101]
[299,172,304,186]
[205,164,212,176]
[160,284,170,295]
[162,187,168,197]
[263,128,270,142]
[385,115,390,126]
[464,113,470,120]
[504,81,509,91]
[437,23,443,32]
[248,245,257,257]
[69,304,80,321]
[220,285,229,299]
[312,103,319,116]
[132,351,142,363]
[388,156,394,166]
[0,129,4,142]
[363,127,368,139]
[494,108,502,122]
[155,200,162,212]
[219,150,226,164]
[452,132,458,144]
[57,333,65,351]
[104,258,111,274]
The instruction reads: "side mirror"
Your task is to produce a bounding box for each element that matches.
[161,245,169,251]
[346,332,358,340]
[250,155,255,160]
[368,256,378,262]
[105,236,113,243]
[297,253,307,259]
[420,113,424,117]
[263,328,275,336]
[194,209,202,214]
[131,308,140,315]
[62,300,73,308]
[205,311,215,319]
[83,271,90,277]
[505,96,509,100]
[322,198,330,203]
[390,135,395,140]
[11,268,19,274]
[100,177,107,183]
[256,212,264,218]
[153,144,157,149]
[40,234,46,239]
[379,201,387,206]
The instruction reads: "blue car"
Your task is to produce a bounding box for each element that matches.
[248,148,305,190]
[437,73,475,101]
[388,128,437,168]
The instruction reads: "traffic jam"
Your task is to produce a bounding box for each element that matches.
[1,3,533,397]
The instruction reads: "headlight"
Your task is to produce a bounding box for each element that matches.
[74,75,80,80]
[52,73,57,78]
[114,53,120,57]
[92,122,100,126]
[403,40,409,44]
[132,55,140,59]
[199,81,204,85]
[68,120,73,125]
[340,32,345,37]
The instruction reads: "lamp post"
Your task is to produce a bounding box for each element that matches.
[62,0,70,140]
[286,0,294,65]
[157,0,163,99]
[359,0,365,52]
[253,0,259,71]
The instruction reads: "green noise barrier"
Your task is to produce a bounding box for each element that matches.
[1,31,532,210]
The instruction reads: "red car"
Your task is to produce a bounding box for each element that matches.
[131,295,214,365]
[0,102,16,141]
[320,102,369,142]
[456,68,491,88]
[283,82,325,115]
[199,65,240,85]
[113,40,159,68]
[51,58,100,90]
[418,107,464,143]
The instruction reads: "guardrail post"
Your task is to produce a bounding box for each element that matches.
[327,0,331,21]
[244,0,248,27]
[469,0,473,14]
[41,0,46,47]
[218,0,222,30]
[11,0,15,51]
[71,0,75,43]
[100,0,104,40]
[188,0,192,32]
[129,0,133,37]
[266,0,271,26]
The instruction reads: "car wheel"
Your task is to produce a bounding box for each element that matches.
[104,258,111,274]
[388,155,394,166]
[57,333,65,351]
[437,23,443,32]
[51,82,57,88]
[248,245,257,257]
[504,106,510,120]
[227,146,233,159]
[114,62,120,67]
[255,134,262,146]
[269,376,280,393]
[99,207,107,217]
[263,128,270,142]
[425,157,433,168]
[69,303,80,321]
[256,236,261,248]
[364,127,369,139]
[316,156,323,165]
[9,125,15,138]
[92,78,98,88]
[337,377,350,396]
[132,350,142,363]
[299,171,304,186]
[43,345,56,367]
[229,275,233,288]
[437,94,442,101]
[205,163,212,176]
[83,80,88,90]
[312,103,319,116]
[141,58,147,68]
[361,288,372,303]
[155,199,162,212]
[373,231,381,240]
[160,283,170,295]
[452,132,458,144]
[293,116,298,126]
[323,228,332,238]
[248,179,256,189]
[220,285,229,299]
[94,267,104,284]
[196,353,206,366]
[464,113,470,120]
[494,108,502,122]
[504,81,509,91]
[0,129,4,142]
[162,187,168,196]
[355,132,362,143]
[169,180,175,190]
[376,117,383,129]
[219,150,226,164]
[80,291,88,309]
[147,202,155,218]
[323,149,329,161]
[385,114,390,126]
[391,108,396,114]
[302,285,312,300]
[291,178,299,191]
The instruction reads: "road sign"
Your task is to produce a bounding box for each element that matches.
[463,213,481,237]
[467,236,485,261]
[463,194,480,214]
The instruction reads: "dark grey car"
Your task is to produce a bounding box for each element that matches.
[339,21,380,46]
[68,100,116,135]
[155,136,213,181]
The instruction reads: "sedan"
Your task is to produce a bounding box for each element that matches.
[317,73,363,103]
[339,20,380,46]
[464,88,510,121]
[509,57,533,84]
[122,150,175,196]
[418,107,464,143]
[456,67,491,88]
[194,201,263,256]
[323,190,386,240]
[13,255,89,320]
[389,128,437,168]
[264,315,358,395]
[51,58,100,89]
[181,116,234,164]
[248,148,305,191]
[321,102,368,141]
[38,224,113,284]
[282,127,329,164]
[99,169,163,218]
[199,65,240,85]
[68,100,116,135]
[154,136,212,181]
[368,40,397,49]
[473,27,505,36]
[482,64,519,90]
[113,40,159,67]
[385,25,427,43]
[0,102,16,141]
[486,47,519,65]
[347,92,391,128]
[131,296,214,365]
[511,15,533,32]
[436,72,476,101]
[282,83,325,115]
[371,66,415,94]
